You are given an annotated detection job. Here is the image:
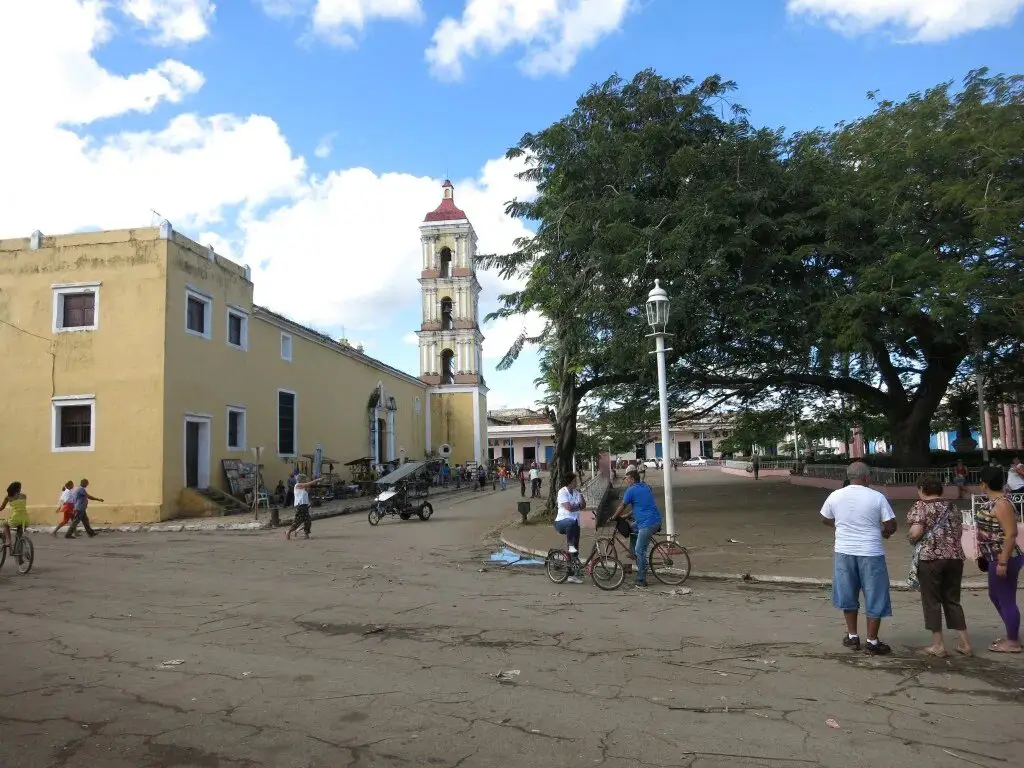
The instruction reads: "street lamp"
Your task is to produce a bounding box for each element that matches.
[646,280,675,539]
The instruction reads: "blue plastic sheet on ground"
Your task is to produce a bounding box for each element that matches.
[488,548,544,566]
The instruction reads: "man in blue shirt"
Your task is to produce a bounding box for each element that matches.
[614,470,662,587]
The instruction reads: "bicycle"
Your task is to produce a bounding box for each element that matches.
[0,526,35,575]
[545,538,625,591]
[597,523,690,586]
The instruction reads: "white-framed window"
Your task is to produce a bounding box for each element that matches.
[280,332,293,362]
[227,406,246,450]
[277,389,297,456]
[185,288,212,339]
[226,307,248,350]
[51,395,96,452]
[52,282,100,333]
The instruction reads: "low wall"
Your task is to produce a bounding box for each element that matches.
[721,467,792,478]
[788,474,977,501]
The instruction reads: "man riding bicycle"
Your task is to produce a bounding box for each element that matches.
[613,470,662,588]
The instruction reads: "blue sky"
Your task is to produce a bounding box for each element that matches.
[3,0,1023,408]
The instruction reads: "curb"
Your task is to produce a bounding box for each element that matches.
[23,485,501,535]
[497,527,995,592]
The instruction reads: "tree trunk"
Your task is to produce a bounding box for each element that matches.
[546,369,579,513]
[888,412,933,467]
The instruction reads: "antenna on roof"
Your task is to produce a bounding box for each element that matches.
[150,209,163,226]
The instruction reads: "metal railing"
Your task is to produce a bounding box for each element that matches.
[966,493,1024,524]
[801,464,988,486]
[722,459,797,472]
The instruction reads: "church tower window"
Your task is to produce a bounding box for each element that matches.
[439,247,452,278]
[440,297,454,331]
[441,349,456,385]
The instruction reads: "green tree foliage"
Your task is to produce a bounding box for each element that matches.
[483,69,1024,484]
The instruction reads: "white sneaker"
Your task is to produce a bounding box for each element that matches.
[568,546,578,554]
[567,576,583,584]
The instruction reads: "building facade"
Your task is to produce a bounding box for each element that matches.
[0,200,480,522]
[418,181,488,467]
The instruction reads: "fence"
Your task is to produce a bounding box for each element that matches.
[722,459,798,472]
[966,493,1024,524]
[801,464,987,487]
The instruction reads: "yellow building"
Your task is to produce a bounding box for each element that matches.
[418,181,489,467]
[0,182,481,524]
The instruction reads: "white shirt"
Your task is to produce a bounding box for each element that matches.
[529,468,540,481]
[59,489,73,505]
[555,487,583,522]
[294,485,310,506]
[819,484,895,557]
[1007,464,1024,491]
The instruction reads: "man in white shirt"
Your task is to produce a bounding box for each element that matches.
[529,463,541,498]
[554,472,586,583]
[1007,456,1024,514]
[820,461,898,656]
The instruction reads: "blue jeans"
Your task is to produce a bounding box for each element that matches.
[832,553,892,619]
[633,525,659,584]
[500,477,507,491]
[553,518,580,552]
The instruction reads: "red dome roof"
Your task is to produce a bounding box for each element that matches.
[424,180,468,222]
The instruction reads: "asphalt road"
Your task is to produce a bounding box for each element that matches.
[1,483,1022,768]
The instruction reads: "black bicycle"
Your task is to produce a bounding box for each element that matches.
[0,526,34,575]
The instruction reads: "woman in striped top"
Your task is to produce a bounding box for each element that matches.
[976,466,1022,653]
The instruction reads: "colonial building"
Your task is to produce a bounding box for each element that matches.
[418,181,488,466]
[0,182,482,523]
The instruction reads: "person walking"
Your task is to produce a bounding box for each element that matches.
[66,479,103,538]
[752,453,760,481]
[1006,456,1024,515]
[53,480,75,537]
[519,464,527,497]
[286,474,323,540]
[952,459,969,499]
[613,470,663,588]
[907,477,972,657]
[498,464,508,491]
[820,461,897,655]
[976,466,1022,653]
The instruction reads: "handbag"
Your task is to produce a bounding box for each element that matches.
[907,502,951,589]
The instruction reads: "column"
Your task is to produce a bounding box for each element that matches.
[1005,403,1018,449]
[998,406,1007,448]
[453,287,461,320]
[427,239,435,271]
[421,239,429,269]
[985,410,994,449]
[455,235,464,268]
[1011,405,1019,454]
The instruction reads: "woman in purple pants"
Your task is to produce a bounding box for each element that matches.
[976,466,1022,653]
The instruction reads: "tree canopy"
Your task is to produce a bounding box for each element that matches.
[483,68,1024,492]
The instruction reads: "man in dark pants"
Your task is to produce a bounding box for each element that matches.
[286,474,323,540]
[66,479,103,538]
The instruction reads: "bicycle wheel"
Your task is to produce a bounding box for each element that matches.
[417,502,433,521]
[596,537,615,559]
[649,540,690,586]
[14,536,33,575]
[589,554,625,591]
[545,549,570,584]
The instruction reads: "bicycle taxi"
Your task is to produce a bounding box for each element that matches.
[367,461,434,526]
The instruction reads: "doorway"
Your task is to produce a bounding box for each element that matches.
[184,416,211,488]
[522,446,536,465]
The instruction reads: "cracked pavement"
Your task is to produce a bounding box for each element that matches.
[1,485,1022,768]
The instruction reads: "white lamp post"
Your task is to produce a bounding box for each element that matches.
[646,280,675,539]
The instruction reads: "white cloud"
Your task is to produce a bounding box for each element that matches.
[258,0,423,45]
[426,0,633,81]
[1,1,544,405]
[314,132,336,158]
[241,152,536,332]
[120,0,216,45]
[0,1,304,237]
[402,332,419,344]
[787,0,1024,42]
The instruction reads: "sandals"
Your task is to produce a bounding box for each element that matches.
[922,647,949,658]
[988,641,1022,654]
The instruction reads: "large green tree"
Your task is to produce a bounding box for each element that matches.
[482,71,741,508]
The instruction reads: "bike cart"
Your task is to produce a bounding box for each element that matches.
[367,461,434,525]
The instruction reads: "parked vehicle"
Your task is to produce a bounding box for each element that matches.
[681,457,707,467]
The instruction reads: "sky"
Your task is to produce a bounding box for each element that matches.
[1,0,1022,410]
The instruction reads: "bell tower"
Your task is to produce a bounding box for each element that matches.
[417,180,488,465]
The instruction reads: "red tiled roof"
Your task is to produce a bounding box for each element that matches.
[424,180,468,222]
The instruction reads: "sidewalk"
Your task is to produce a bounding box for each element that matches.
[501,473,995,590]
[25,482,498,535]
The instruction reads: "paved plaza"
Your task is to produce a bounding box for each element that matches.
[2,473,1022,768]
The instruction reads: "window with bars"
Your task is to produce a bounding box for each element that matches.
[187,295,208,335]
[52,398,95,451]
[227,310,247,349]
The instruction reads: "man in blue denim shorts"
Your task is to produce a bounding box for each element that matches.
[821,461,897,655]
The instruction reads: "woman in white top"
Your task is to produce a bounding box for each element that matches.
[553,473,587,583]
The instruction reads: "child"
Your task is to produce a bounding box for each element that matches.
[53,480,76,537]
[0,481,31,547]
